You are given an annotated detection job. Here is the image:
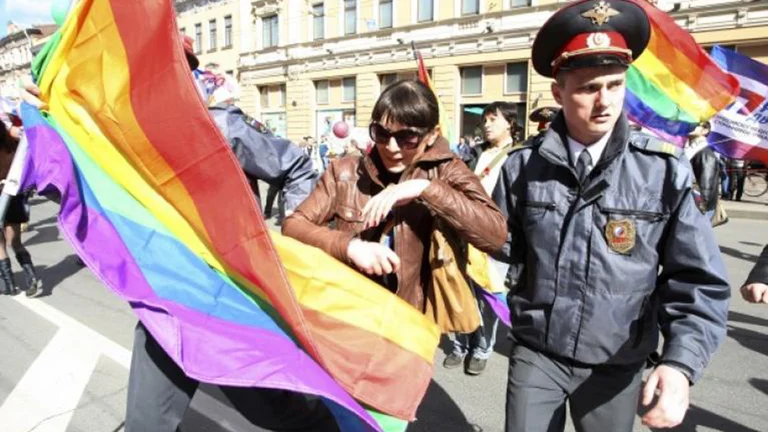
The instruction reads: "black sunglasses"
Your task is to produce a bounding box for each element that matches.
[369,123,428,150]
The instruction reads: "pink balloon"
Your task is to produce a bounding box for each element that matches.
[332,121,349,139]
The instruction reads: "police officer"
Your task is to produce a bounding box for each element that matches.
[492,1,731,431]
[529,106,559,136]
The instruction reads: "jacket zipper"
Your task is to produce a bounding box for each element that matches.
[601,207,664,221]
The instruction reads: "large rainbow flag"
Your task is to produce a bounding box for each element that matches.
[19,0,440,430]
[624,0,740,145]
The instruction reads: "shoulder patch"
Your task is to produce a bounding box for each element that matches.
[630,134,682,159]
[241,113,272,135]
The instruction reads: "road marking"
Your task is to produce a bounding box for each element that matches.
[0,296,132,432]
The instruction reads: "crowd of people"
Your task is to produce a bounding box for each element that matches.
[3,0,768,431]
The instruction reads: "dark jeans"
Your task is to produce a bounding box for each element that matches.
[505,343,644,432]
[729,169,746,201]
[264,185,282,219]
[125,322,339,432]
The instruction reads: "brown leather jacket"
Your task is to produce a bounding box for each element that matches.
[282,137,506,311]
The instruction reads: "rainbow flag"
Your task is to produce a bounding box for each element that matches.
[414,48,453,145]
[20,0,440,430]
[624,0,740,145]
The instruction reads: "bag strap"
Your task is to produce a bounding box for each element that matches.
[478,143,515,179]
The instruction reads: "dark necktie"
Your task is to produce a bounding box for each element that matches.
[576,150,592,184]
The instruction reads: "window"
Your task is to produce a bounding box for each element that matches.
[208,19,217,51]
[260,87,269,109]
[379,0,393,28]
[418,0,433,22]
[262,15,279,48]
[316,80,329,104]
[194,23,202,53]
[342,77,356,102]
[279,84,286,107]
[380,73,397,89]
[345,0,357,35]
[313,3,324,40]
[180,27,186,35]
[461,66,482,95]
[224,15,232,48]
[462,0,479,15]
[510,0,530,8]
[505,63,528,93]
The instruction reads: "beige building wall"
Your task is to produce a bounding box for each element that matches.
[238,0,768,143]
[176,0,240,74]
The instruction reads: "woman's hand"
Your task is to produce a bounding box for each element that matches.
[361,179,430,229]
[346,239,400,276]
[18,76,45,109]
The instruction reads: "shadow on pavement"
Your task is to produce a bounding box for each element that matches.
[651,404,762,432]
[407,380,479,431]
[34,254,84,297]
[740,241,764,247]
[727,325,768,357]
[719,245,758,263]
[23,225,60,247]
[26,215,57,231]
[749,378,768,396]
[728,311,768,328]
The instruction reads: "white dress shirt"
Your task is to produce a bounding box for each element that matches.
[566,131,612,173]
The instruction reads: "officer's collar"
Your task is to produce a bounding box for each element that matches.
[539,111,629,168]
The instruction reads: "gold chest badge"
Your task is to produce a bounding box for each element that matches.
[605,219,636,254]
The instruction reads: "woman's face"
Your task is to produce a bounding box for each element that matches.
[371,118,437,174]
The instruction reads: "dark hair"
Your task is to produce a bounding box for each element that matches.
[371,80,439,130]
[0,120,13,149]
[482,102,518,131]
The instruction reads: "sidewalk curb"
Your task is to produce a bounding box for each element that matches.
[726,208,767,221]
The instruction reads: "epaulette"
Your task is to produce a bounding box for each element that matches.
[241,113,272,135]
[629,133,682,159]
[506,135,539,154]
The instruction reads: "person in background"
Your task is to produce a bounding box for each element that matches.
[685,122,720,219]
[444,101,517,375]
[741,244,768,304]
[529,106,559,137]
[0,119,42,297]
[728,157,746,201]
[493,1,730,431]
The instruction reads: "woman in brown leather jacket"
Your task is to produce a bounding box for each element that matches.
[0,120,42,297]
[282,80,506,312]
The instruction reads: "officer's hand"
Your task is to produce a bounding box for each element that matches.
[346,239,400,276]
[740,283,768,304]
[18,76,45,109]
[640,365,690,429]
[361,180,430,230]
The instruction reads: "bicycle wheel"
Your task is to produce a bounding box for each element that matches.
[744,172,768,197]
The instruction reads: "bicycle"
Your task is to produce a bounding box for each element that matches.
[744,168,768,198]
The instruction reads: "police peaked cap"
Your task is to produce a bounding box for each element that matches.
[532,0,651,78]
[529,106,560,123]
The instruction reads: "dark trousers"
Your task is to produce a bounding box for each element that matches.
[729,169,746,201]
[505,343,644,432]
[125,322,339,432]
[264,185,283,219]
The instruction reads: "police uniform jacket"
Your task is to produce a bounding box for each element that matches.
[492,112,730,382]
[209,104,317,212]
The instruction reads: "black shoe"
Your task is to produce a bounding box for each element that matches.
[0,258,17,295]
[16,251,42,297]
[443,353,464,369]
[466,357,487,376]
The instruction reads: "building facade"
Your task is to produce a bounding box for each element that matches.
[175,0,243,76]
[0,23,58,101]
[228,0,768,144]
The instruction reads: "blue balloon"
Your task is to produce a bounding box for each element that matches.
[51,0,74,26]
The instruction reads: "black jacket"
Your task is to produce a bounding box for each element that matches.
[746,245,768,285]
[690,147,720,212]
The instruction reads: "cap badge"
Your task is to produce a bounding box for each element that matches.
[541,108,553,117]
[587,32,611,48]
[582,1,620,26]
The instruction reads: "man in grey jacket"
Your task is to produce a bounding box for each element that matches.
[492,1,730,431]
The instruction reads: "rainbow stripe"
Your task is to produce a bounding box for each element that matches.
[21,0,440,430]
[625,0,739,145]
